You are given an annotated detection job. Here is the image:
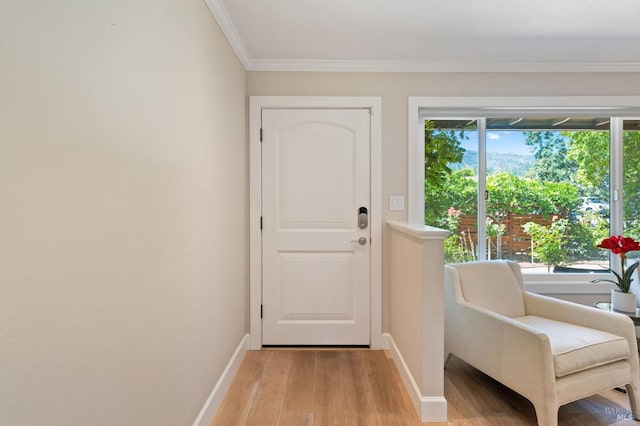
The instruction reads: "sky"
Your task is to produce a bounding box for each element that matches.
[460,130,533,155]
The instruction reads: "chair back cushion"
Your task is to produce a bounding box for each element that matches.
[451,260,526,318]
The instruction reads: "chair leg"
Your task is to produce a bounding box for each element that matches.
[534,403,558,426]
[625,383,640,420]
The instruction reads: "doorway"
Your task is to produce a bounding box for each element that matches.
[249,97,382,349]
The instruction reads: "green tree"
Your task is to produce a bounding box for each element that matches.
[622,131,640,239]
[567,129,640,239]
[442,207,476,263]
[424,119,470,227]
[424,121,466,190]
[485,172,577,259]
[486,172,578,224]
[523,218,570,272]
[524,131,577,183]
[486,217,506,260]
[566,212,609,261]
[425,168,476,226]
[565,131,609,199]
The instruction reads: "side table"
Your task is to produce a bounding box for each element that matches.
[594,301,640,393]
[594,301,640,326]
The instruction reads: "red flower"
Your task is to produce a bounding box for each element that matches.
[594,236,640,293]
[597,236,640,255]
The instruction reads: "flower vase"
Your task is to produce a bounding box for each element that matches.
[611,289,637,313]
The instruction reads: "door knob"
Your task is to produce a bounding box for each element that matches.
[351,237,367,245]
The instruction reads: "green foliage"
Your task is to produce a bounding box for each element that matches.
[485,172,578,223]
[622,131,640,238]
[424,121,466,190]
[524,131,577,183]
[592,258,640,293]
[425,168,476,226]
[625,218,640,250]
[564,129,640,249]
[565,131,609,198]
[444,234,476,263]
[424,120,472,228]
[441,207,476,263]
[422,120,638,266]
[426,169,579,229]
[486,217,505,238]
[566,212,609,261]
[523,218,570,272]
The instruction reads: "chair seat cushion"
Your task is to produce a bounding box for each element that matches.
[514,315,630,377]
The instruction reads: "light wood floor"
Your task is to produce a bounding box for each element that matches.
[212,349,638,425]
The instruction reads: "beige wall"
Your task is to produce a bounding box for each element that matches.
[389,232,425,390]
[247,71,640,331]
[0,1,247,425]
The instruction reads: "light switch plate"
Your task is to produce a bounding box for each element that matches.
[389,195,405,211]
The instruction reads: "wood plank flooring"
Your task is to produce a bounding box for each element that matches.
[212,350,639,425]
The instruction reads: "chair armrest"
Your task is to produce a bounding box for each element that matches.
[523,291,640,382]
[524,292,637,342]
[448,300,557,398]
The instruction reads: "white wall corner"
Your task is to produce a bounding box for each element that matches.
[383,333,448,423]
[192,334,249,426]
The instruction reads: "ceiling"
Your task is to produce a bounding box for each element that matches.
[205,0,640,72]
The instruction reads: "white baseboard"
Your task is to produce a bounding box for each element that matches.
[383,333,448,423]
[193,334,249,426]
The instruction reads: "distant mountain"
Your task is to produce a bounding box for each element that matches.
[451,150,534,176]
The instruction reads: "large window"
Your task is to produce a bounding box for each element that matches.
[622,119,640,265]
[424,115,640,275]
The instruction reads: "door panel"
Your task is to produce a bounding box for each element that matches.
[277,252,353,321]
[262,108,371,345]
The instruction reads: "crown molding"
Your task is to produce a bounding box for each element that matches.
[245,59,640,73]
[203,0,250,69]
[204,0,640,74]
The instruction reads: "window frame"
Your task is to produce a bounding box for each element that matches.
[408,96,640,292]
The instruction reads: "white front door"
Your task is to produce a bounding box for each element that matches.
[261,108,371,345]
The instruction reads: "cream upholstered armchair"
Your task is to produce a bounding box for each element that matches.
[444,260,640,426]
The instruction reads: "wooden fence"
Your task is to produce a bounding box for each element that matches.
[456,213,556,260]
